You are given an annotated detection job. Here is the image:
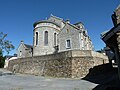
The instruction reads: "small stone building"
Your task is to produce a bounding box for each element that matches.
[17,41,33,58]
[33,15,94,56]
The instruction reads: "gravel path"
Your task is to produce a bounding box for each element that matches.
[0,69,97,90]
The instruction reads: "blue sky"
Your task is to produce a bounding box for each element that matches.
[0,0,120,55]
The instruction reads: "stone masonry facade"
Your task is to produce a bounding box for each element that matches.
[13,15,108,78]
[32,15,94,56]
[8,50,108,78]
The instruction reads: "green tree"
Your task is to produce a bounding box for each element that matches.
[0,32,14,54]
[0,32,14,68]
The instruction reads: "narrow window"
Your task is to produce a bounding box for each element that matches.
[79,33,81,48]
[66,29,69,33]
[54,33,57,46]
[36,32,38,45]
[20,51,22,57]
[66,40,71,49]
[81,39,84,50]
[44,31,48,45]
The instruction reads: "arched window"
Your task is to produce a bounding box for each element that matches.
[44,31,48,45]
[36,32,38,45]
[54,33,57,46]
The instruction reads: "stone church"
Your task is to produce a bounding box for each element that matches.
[17,15,94,57]
[9,15,108,78]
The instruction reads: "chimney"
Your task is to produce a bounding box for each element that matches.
[21,40,24,44]
[65,19,70,23]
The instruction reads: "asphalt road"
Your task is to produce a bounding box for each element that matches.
[0,69,97,90]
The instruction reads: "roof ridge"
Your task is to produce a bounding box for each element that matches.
[74,22,84,25]
[50,14,63,20]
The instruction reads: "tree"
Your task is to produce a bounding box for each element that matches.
[0,32,15,54]
[0,50,5,68]
[0,32,14,68]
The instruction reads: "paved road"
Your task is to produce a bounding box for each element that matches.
[0,69,97,90]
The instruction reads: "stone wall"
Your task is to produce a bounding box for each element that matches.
[7,50,108,78]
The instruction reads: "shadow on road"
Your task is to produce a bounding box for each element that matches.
[82,63,120,90]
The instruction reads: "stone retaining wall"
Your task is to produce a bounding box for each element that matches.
[7,50,108,78]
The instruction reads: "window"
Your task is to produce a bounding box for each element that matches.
[66,40,71,49]
[36,32,38,45]
[54,33,57,46]
[66,29,69,33]
[20,51,22,56]
[44,31,48,45]
[81,39,84,50]
[79,33,81,48]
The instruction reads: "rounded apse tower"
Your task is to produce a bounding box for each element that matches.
[33,20,61,56]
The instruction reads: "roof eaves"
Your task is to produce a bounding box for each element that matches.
[33,20,61,28]
[102,23,120,40]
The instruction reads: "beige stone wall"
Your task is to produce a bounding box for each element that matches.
[72,57,94,78]
[8,50,108,78]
